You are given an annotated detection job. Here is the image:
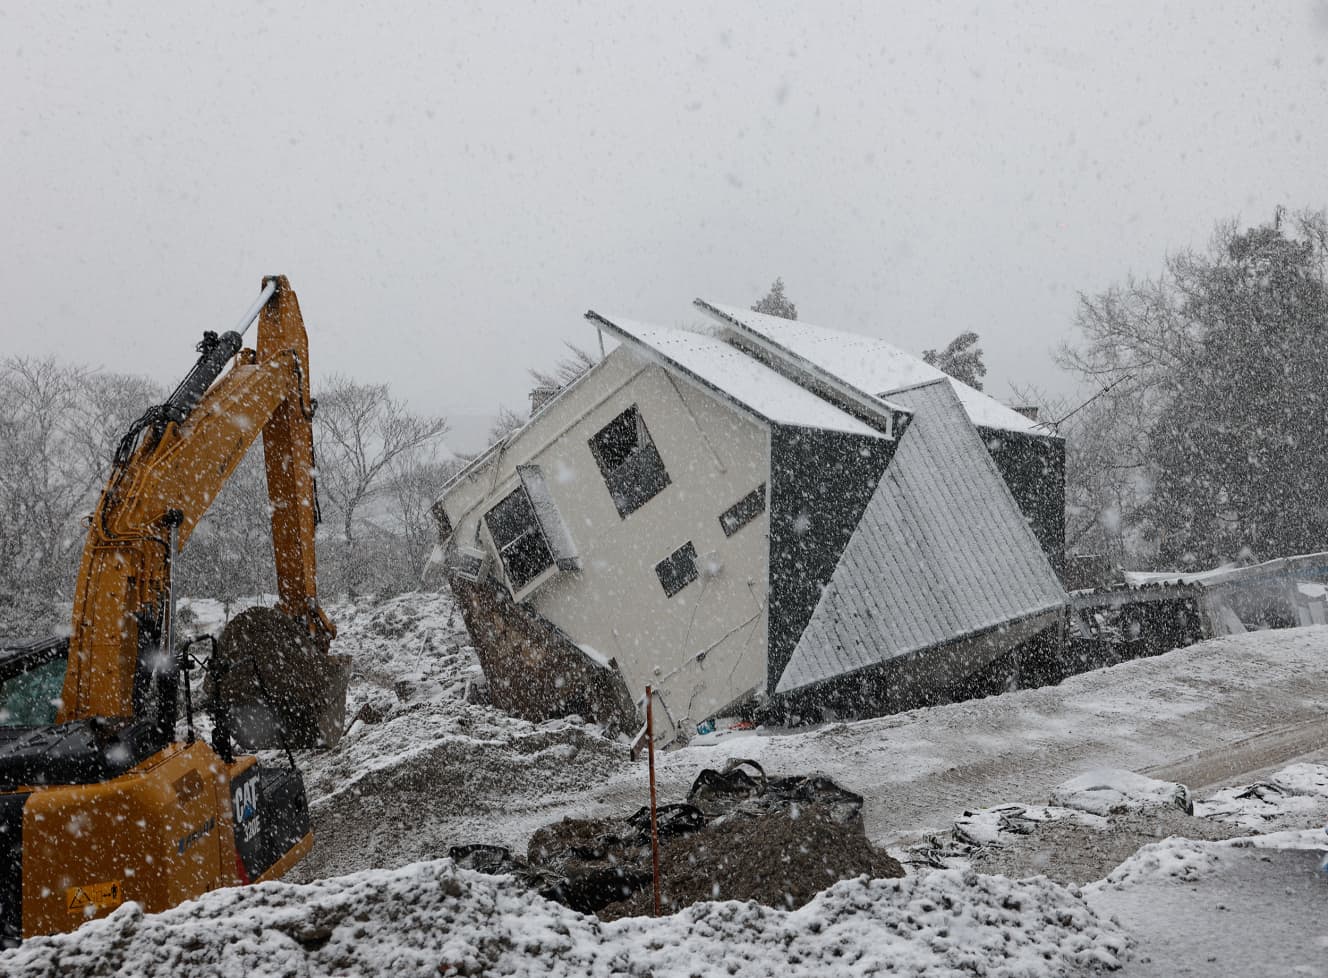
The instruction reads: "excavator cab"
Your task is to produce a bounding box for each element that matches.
[0,639,67,728]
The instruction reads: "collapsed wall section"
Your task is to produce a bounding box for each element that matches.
[448,576,636,732]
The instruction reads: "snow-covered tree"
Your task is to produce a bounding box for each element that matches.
[1062,209,1328,566]
[752,278,798,320]
[922,332,987,390]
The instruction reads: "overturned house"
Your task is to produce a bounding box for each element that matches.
[433,302,1068,742]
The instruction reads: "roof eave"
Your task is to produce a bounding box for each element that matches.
[693,299,911,434]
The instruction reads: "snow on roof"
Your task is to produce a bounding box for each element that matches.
[776,379,1066,695]
[587,312,886,438]
[697,301,1049,436]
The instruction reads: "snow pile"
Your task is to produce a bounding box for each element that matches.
[326,592,477,705]
[286,590,634,880]
[1050,769,1192,817]
[2,860,1131,978]
[297,704,628,880]
[1195,762,1328,830]
[1095,827,1328,890]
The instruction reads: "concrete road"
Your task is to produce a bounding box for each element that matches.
[1089,847,1328,977]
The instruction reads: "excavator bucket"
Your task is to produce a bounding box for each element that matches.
[210,607,351,750]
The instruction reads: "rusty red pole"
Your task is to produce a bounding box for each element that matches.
[646,684,661,916]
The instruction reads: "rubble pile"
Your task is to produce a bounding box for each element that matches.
[453,760,905,918]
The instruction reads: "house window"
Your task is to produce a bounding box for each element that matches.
[484,486,555,591]
[517,465,579,570]
[719,484,766,537]
[588,404,671,518]
[655,541,698,598]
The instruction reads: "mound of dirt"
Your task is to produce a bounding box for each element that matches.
[293,706,629,881]
[600,803,904,918]
[456,763,904,919]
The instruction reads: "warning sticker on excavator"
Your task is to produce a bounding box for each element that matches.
[66,880,123,915]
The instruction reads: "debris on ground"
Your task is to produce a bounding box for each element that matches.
[965,808,1247,886]
[1049,768,1193,816]
[294,706,627,881]
[1194,762,1328,830]
[452,760,904,918]
[906,762,1328,886]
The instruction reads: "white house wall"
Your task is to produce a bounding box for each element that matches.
[439,346,772,739]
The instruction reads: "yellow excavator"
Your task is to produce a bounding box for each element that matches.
[0,276,349,943]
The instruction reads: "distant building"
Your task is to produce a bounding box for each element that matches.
[432,301,1067,743]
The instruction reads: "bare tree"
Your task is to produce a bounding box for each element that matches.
[176,452,277,614]
[487,405,527,445]
[379,453,466,592]
[0,358,164,635]
[313,376,448,595]
[1013,384,1146,569]
[528,343,596,392]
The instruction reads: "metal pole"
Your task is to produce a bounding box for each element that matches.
[646,685,661,916]
[164,513,182,663]
[235,279,279,338]
[163,508,186,744]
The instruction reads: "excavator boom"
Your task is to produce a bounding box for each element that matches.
[0,276,344,944]
[59,276,336,725]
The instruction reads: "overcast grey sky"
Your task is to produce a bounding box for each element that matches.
[5,2,1327,448]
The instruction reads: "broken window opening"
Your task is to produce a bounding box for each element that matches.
[484,486,556,591]
[719,483,767,537]
[656,541,699,598]
[589,404,671,518]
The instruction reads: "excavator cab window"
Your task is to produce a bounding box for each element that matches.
[0,640,68,727]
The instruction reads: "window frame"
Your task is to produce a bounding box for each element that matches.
[655,541,699,598]
[483,484,557,592]
[588,404,671,518]
[719,483,767,537]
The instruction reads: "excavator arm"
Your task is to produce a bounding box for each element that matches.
[0,277,341,943]
[58,276,334,724]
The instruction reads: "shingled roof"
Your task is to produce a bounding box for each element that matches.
[775,379,1066,694]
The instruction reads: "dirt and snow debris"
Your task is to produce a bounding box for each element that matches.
[1049,769,1192,817]
[295,705,628,880]
[1094,827,1328,890]
[2,860,1131,978]
[952,804,1108,848]
[327,592,479,707]
[467,765,903,918]
[1194,761,1328,830]
[964,808,1245,886]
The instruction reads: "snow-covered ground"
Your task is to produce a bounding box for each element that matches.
[6,592,1328,976]
[1,858,1132,977]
